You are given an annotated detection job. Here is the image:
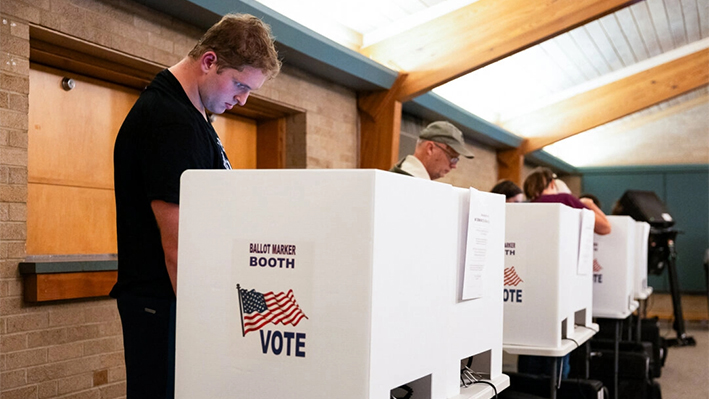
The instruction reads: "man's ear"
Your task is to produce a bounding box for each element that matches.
[200,51,218,73]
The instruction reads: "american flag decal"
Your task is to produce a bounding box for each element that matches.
[504,267,523,286]
[593,259,603,273]
[237,285,308,336]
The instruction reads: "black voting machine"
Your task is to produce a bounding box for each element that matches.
[616,190,695,347]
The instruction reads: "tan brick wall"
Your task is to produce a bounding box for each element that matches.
[258,65,358,169]
[0,0,358,398]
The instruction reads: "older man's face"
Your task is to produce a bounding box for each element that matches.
[427,142,460,180]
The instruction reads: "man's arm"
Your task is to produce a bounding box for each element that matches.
[579,197,612,235]
[151,200,180,294]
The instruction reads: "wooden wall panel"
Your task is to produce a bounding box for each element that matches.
[256,118,286,169]
[23,271,117,302]
[211,113,258,169]
[28,65,259,256]
[28,64,138,189]
[27,183,117,255]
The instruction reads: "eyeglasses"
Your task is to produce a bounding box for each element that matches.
[433,143,460,164]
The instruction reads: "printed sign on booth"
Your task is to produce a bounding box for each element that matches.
[231,240,314,361]
[593,242,603,284]
[503,239,526,304]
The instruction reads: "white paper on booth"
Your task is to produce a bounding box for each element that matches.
[577,210,595,275]
[462,188,490,300]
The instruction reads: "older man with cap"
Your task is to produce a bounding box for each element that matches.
[390,121,474,180]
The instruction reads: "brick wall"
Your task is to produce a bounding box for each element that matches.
[1,6,35,398]
[0,0,358,398]
[258,66,358,169]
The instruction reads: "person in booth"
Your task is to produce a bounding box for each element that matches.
[523,167,611,235]
[111,14,281,399]
[390,121,475,180]
[518,167,611,379]
[490,179,524,203]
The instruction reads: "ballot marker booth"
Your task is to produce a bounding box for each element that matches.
[589,215,647,399]
[502,203,597,350]
[175,170,509,399]
[500,203,598,399]
[593,216,640,319]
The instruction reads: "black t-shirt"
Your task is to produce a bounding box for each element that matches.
[111,70,231,299]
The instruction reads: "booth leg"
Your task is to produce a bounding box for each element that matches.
[636,309,642,343]
[666,242,696,347]
[613,319,620,399]
[549,357,558,399]
[583,341,591,379]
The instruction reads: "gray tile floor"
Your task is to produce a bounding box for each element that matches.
[656,321,709,399]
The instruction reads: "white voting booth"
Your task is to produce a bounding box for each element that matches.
[593,216,640,318]
[502,203,596,350]
[634,221,653,300]
[175,170,508,399]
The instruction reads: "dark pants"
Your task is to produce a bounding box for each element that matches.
[518,354,571,379]
[117,293,176,399]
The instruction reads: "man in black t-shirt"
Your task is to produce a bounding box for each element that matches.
[111,14,280,399]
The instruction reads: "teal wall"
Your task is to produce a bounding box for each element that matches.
[581,165,709,293]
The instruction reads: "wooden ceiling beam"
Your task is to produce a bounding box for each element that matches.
[361,0,639,102]
[511,48,709,154]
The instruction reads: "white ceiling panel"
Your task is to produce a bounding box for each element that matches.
[699,0,709,38]
[601,13,640,65]
[666,0,690,47]
[616,7,651,61]
[569,27,613,76]
[630,2,664,57]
